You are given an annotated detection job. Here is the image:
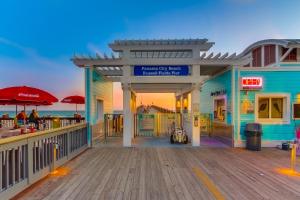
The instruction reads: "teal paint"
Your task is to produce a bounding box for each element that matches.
[234,68,240,142]
[89,72,113,124]
[85,67,92,146]
[200,69,232,125]
[93,70,105,82]
[280,63,300,67]
[238,70,300,141]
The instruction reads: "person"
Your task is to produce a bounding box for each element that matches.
[17,110,27,125]
[74,113,81,123]
[29,109,39,130]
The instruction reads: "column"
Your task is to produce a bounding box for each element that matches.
[191,83,201,146]
[85,66,93,147]
[123,83,132,147]
[180,95,183,127]
[131,92,136,139]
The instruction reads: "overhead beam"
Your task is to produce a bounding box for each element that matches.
[280,47,294,61]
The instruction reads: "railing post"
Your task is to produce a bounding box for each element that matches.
[67,130,71,159]
[27,139,34,184]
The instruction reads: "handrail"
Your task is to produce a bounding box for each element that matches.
[0,123,86,145]
[0,123,88,199]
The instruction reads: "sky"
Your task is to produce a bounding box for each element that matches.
[0,0,300,111]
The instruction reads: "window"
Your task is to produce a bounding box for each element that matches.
[252,47,262,67]
[213,96,226,122]
[293,103,300,119]
[256,94,290,124]
[282,48,297,61]
[264,45,275,66]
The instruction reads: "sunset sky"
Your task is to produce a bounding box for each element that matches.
[1,0,300,111]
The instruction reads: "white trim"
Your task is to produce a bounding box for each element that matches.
[238,66,300,71]
[255,93,291,125]
[231,67,235,126]
[212,95,227,124]
[237,69,241,142]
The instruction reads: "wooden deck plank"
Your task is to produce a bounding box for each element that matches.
[13,145,300,200]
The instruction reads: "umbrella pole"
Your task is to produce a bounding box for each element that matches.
[76,104,78,114]
[24,104,26,126]
[15,105,17,116]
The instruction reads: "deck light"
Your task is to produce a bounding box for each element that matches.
[275,144,300,177]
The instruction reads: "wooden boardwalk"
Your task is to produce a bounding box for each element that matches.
[13,145,300,200]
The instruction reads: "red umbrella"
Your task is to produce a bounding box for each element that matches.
[61,95,85,113]
[0,86,58,104]
[0,86,58,115]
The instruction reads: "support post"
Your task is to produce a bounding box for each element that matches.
[85,66,92,147]
[191,83,201,147]
[122,84,132,147]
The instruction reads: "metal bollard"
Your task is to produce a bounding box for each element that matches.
[291,143,297,172]
[51,142,59,172]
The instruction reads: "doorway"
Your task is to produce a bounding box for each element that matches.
[96,99,104,121]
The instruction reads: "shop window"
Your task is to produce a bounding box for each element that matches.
[282,48,297,62]
[256,94,290,124]
[213,97,226,122]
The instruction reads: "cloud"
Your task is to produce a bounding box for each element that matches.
[0,37,85,110]
[0,36,69,70]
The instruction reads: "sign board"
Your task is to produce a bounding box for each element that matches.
[241,77,263,90]
[133,65,189,76]
[138,114,154,131]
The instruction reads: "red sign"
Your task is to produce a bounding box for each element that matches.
[241,77,263,90]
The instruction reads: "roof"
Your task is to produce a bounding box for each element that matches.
[109,39,215,52]
[109,38,212,45]
[240,39,300,56]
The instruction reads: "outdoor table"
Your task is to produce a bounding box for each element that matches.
[0,128,21,138]
[0,126,38,139]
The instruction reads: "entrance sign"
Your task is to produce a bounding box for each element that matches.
[133,65,189,76]
[138,114,154,131]
[241,77,263,90]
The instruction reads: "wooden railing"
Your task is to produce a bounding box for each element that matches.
[0,117,85,130]
[91,121,104,142]
[0,123,88,200]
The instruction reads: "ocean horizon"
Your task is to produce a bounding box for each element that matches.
[0,110,85,118]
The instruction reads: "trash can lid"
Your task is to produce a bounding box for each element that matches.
[245,123,262,132]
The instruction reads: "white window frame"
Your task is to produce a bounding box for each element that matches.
[213,95,227,124]
[255,93,290,124]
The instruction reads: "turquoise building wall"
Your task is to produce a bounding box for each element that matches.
[90,70,113,124]
[85,67,113,146]
[238,70,300,142]
[200,69,233,125]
